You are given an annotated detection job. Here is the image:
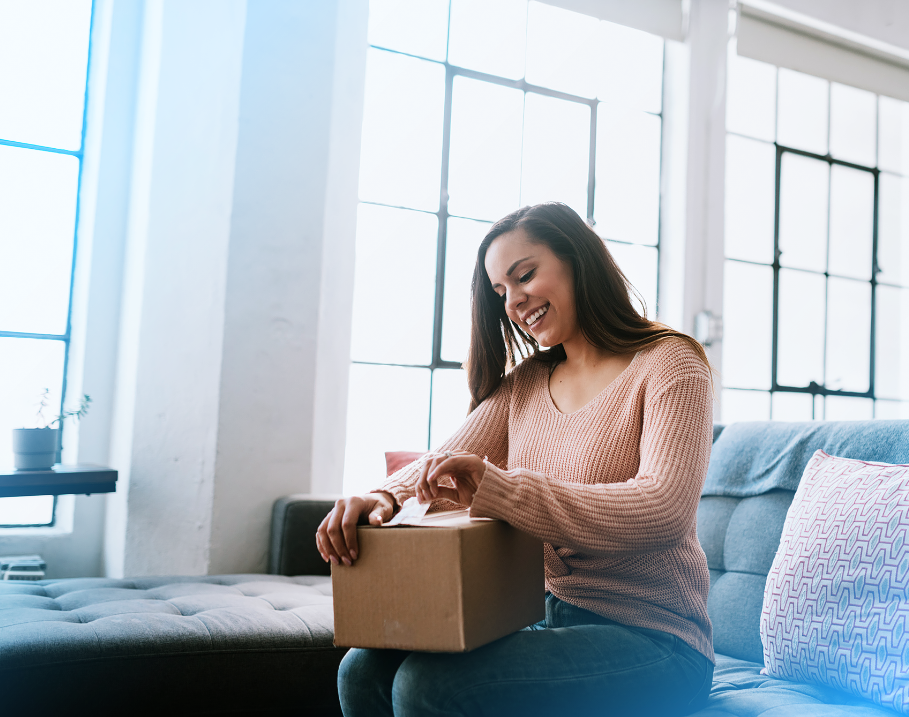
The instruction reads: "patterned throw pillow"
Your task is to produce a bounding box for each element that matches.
[761,449,909,713]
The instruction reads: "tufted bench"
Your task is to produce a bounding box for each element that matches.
[0,496,345,716]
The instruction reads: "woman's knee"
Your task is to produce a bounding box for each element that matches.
[391,653,462,717]
[338,648,408,717]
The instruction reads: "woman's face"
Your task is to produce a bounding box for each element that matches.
[484,228,578,347]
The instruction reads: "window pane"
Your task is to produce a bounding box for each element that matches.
[441,217,490,363]
[521,93,590,217]
[350,204,438,364]
[779,153,828,273]
[0,338,65,469]
[722,389,770,423]
[725,135,775,263]
[826,277,871,393]
[0,0,91,150]
[0,146,79,335]
[344,364,430,495]
[367,0,449,61]
[825,396,873,421]
[829,82,877,167]
[828,165,874,280]
[0,496,54,526]
[598,20,663,114]
[606,242,657,319]
[879,96,909,176]
[771,392,814,422]
[876,400,909,419]
[525,1,598,99]
[876,285,909,400]
[595,108,661,245]
[722,261,773,389]
[448,78,524,222]
[358,49,445,211]
[726,48,775,142]
[778,269,825,389]
[777,68,828,155]
[878,173,909,287]
[430,368,471,448]
[448,0,526,80]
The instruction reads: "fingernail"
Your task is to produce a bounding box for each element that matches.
[329,556,339,565]
[350,550,358,560]
[342,557,352,567]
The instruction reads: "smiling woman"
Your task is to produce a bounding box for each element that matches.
[321,202,718,717]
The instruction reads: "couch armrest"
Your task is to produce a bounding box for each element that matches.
[269,494,341,576]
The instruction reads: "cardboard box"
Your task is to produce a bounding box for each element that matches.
[332,510,544,652]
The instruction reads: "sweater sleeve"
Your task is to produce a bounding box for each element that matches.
[377,373,513,510]
[469,366,713,556]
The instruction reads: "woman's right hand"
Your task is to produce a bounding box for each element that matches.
[315,492,397,566]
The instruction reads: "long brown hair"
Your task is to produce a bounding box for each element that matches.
[465,202,710,411]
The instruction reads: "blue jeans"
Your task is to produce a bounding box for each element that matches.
[338,594,713,717]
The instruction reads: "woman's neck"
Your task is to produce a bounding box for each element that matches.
[559,335,616,370]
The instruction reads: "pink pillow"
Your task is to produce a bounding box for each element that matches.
[762,449,909,712]
[384,451,424,477]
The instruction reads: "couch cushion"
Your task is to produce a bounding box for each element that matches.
[0,574,344,715]
[698,491,795,662]
[703,420,909,496]
[689,654,898,716]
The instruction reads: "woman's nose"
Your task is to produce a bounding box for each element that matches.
[504,287,526,316]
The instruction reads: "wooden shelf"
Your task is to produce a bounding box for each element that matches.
[0,464,118,498]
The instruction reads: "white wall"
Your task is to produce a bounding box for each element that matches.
[207,0,367,575]
[100,0,366,578]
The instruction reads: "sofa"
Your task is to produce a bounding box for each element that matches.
[2,419,907,716]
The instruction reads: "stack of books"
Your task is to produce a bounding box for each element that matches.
[0,555,46,581]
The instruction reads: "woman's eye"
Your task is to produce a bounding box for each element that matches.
[519,269,535,283]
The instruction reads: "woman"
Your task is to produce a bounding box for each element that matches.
[317,202,715,717]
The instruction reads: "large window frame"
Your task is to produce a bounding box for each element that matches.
[0,3,95,528]
[352,8,667,452]
[723,44,908,423]
[768,143,882,414]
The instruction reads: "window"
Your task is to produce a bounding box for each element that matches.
[344,0,665,494]
[722,44,909,423]
[0,0,94,526]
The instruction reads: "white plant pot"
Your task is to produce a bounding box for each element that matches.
[12,428,60,471]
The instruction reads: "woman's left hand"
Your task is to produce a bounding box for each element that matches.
[415,450,487,507]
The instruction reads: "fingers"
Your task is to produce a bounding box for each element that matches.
[327,499,360,566]
[416,454,443,503]
[316,495,395,566]
[341,499,362,562]
[316,512,339,565]
[433,485,462,505]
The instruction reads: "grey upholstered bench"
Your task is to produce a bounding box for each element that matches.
[0,497,343,716]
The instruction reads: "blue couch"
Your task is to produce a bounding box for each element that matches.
[2,420,907,715]
[690,420,909,716]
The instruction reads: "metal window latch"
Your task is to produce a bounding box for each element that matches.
[694,311,723,347]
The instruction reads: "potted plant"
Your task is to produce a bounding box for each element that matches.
[12,390,91,471]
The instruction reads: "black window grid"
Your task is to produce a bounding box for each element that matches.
[0,3,95,527]
[352,39,666,447]
[724,87,906,418]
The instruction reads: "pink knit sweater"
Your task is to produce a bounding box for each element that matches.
[381,338,715,662]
